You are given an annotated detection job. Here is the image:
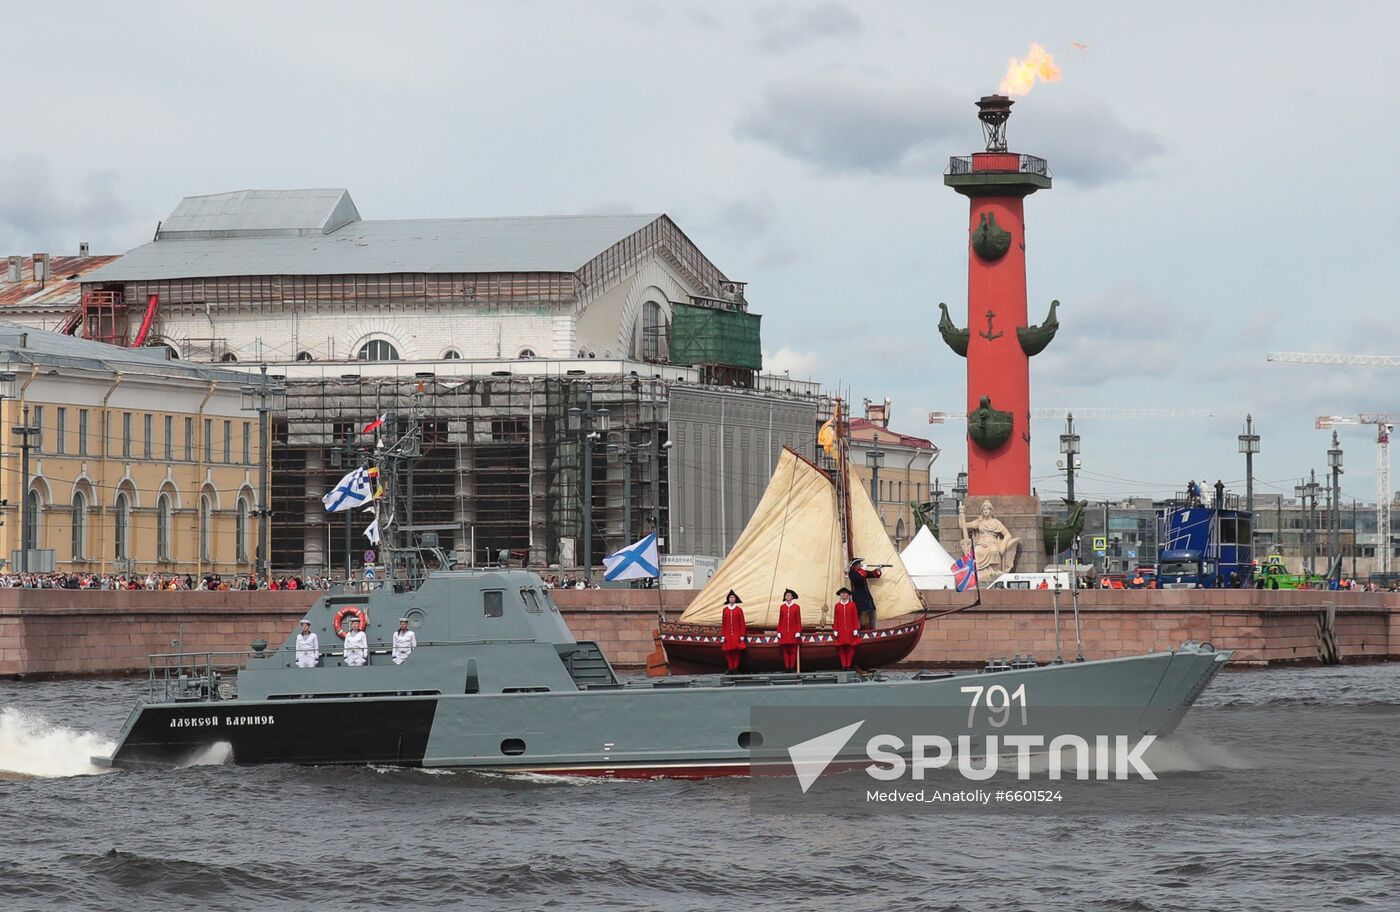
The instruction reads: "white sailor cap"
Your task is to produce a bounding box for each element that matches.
[299,618,312,625]
[398,617,409,623]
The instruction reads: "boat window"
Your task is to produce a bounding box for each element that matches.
[521,589,543,613]
[483,590,504,618]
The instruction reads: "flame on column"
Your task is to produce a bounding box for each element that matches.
[999,43,1062,96]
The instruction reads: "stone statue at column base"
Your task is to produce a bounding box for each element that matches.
[959,499,1022,579]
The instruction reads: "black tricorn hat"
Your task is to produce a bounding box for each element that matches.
[849,557,864,567]
[836,586,853,596]
[725,589,742,604]
[782,589,798,600]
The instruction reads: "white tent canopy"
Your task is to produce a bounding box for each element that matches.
[900,525,957,590]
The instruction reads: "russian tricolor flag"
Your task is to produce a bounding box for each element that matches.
[362,414,387,435]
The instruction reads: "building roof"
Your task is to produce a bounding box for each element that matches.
[0,321,253,384]
[156,188,361,239]
[1,254,122,310]
[847,417,936,450]
[83,189,664,281]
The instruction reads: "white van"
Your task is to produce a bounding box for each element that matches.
[987,571,1072,590]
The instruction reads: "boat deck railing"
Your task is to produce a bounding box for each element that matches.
[147,651,249,703]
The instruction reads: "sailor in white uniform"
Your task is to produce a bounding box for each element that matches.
[343,616,369,667]
[391,617,417,665]
[295,619,319,669]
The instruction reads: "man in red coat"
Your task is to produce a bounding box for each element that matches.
[776,588,803,672]
[832,586,861,670]
[720,590,747,673]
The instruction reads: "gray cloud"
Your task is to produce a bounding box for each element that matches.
[737,77,1163,186]
[0,154,139,253]
[1013,105,1165,187]
[1035,287,1203,387]
[752,2,860,51]
[736,75,965,174]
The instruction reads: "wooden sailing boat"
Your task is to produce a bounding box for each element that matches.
[657,434,927,674]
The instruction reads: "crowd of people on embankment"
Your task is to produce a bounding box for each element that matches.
[0,572,335,591]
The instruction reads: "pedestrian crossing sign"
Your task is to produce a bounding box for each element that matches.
[1092,536,1107,550]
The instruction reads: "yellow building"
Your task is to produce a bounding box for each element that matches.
[0,324,263,576]
[846,402,939,551]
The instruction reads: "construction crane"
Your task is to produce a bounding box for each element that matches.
[1268,352,1400,367]
[928,408,1213,422]
[1268,351,1400,573]
[1316,415,1397,574]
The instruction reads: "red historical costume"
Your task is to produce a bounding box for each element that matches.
[776,589,803,672]
[720,590,747,672]
[832,587,861,670]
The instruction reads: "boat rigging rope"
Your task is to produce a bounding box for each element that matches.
[767,454,802,618]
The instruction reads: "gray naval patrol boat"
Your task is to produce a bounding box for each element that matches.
[97,562,1231,777]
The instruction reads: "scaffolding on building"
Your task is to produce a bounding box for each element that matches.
[270,371,671,577]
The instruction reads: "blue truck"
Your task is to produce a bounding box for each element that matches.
[1156,506,1254,588]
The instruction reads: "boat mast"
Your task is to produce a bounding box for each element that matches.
[836,396,854,563]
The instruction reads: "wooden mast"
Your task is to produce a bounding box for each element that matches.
[836,397,854,564]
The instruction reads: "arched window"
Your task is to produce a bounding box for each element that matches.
[895,518,907,550]
[236,495,249,563]
[294,351,315,362]
[199,494,213,563]
[517,348,535,359]
[114,491,131,561]
[158,343,180,360]
[157,493,173,562]
[220,352,238,362]
[641,301,668,362]
[442,349,462,360]
[358,339,399,361]
[70,490,87,561]
[23,489,41,551]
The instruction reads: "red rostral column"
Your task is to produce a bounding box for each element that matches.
[941,95,1055,498]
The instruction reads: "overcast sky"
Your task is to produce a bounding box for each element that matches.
[4,1,1398,507]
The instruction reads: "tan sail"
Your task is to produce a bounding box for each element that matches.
[844,461,925,619]
[679,449,846,628]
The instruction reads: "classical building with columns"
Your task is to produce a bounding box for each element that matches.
[76,190,818,575]
[0,323,259,576]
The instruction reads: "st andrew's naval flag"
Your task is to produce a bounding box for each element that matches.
[322,466,372,513]
[603,533,660,582]
[952,553,978,592]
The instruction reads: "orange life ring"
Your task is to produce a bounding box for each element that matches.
[333,605,369,639]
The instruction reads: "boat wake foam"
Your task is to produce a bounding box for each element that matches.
[0,706,116,779]
[180,741,233,768]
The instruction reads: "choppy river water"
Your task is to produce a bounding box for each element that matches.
[2,666,1399,911]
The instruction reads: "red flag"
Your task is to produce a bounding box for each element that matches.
[362,414,386,434]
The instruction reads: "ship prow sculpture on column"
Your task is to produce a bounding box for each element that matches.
[937,94,1060,575]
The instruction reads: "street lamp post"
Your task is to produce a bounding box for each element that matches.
[953,470,968,538]
[931,476,944,537]
[1059,413,1080,503]
[1294,478,1309,575]
[1328,432,1343,581]
[567,386,609,581]
[0,372,16,567]
[10,402,38,572]
[1238,414,1260,537]
[866,433,884,509]
[241,367,288,580]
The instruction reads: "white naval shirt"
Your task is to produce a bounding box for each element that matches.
[295,631,319,668]
[391,628,417,665]
[343,628,368,666]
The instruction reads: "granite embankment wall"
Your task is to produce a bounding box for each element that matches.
[1,588,1396,677]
